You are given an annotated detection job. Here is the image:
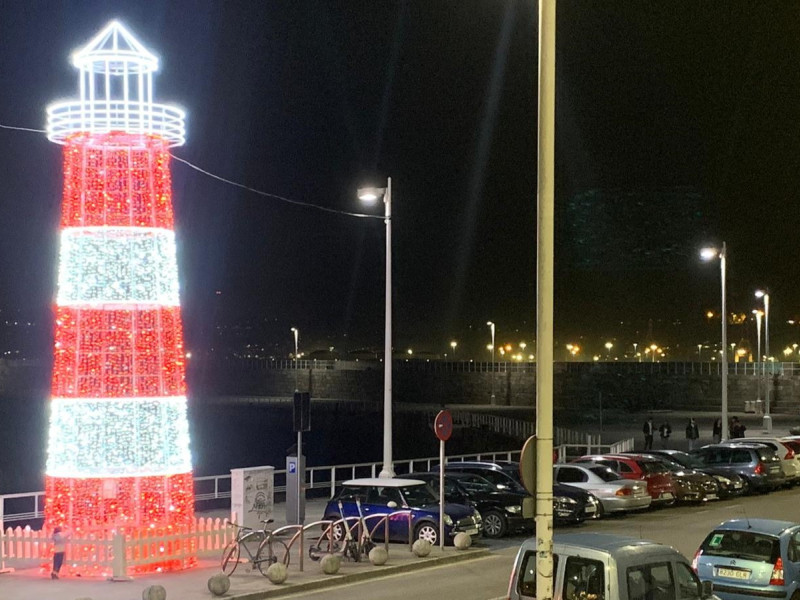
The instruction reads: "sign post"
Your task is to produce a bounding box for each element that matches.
[434,410,453,552]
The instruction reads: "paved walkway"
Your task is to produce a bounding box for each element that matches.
[0,497,488,600]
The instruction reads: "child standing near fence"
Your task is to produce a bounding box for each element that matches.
[51,526,68,579]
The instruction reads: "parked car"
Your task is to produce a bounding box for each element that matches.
[572,454,677,505]
[553,463,652,516]
[635,453,721,503]
[691,443,785,493]
[444,460,599,523]
[508,532,718,600]
[321,478,482,546]
[694,519,800,600]
[727,436,800,484]
[644,449,746,498]
[408,471,533,538]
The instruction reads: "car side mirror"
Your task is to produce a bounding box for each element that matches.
[701,580,714,599]
[387,500,398,509]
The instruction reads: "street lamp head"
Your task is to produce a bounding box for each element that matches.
[700,247,718,261]
[357,186,385,202]
[290,327,298,333]
[755,289,767,299]
[486,321,494,327]
[450,341,457,349]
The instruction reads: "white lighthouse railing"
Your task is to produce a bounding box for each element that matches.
[47,100,185,146]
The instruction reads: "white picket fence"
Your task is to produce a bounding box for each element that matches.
[0,516,234,575]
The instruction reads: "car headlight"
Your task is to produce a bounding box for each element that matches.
[555,496,577,506]
[505,505,522,514]
[714,475,731,485]
[443,514,453,526]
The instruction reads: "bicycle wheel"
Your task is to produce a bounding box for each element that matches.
[221,541,240,576]
[256,538,290,576]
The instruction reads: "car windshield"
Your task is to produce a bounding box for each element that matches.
[455,474,497,493]
[400,484,439,506]
[652,459,682,473]
[637,461,666,474]
[588,466,622,482]
[665,451,703,469]
[700,530,780,563]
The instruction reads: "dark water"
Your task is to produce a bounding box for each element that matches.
[0,397,513,495]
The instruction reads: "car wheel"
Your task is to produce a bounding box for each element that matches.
[415,522,439,545]
[594,501,605,519]
[482,510,508,538]
[740,477,752,495]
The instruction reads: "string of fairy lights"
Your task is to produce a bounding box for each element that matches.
[0,121,387,221]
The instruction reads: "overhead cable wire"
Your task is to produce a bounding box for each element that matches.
[0,121,384,220]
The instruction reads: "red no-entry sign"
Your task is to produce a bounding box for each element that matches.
[434,410,453,442]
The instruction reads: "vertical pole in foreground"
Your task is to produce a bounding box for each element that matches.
[380,178,394,478]
[439,439,445,552]
[536,1,556,599]
[720,242,728,441]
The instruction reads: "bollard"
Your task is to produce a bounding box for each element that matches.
[369,546,388,565]
[453,532,472,550]
[412,539,432,557]
[142,584,167,600]
[266,562,288,584]
[321,553,341,574]
[207,573,230,596]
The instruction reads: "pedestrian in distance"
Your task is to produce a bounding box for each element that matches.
[730,416,746,439]
[685,418,700,451]
[712,418,722,444]
[642,417,655,450]
[658,420,672,448]
[51,526,68,579]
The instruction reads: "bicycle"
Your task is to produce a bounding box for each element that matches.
[221,519,290,576]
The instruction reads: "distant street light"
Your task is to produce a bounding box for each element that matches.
[358,178,394,478]
[697,343,702,361]
[290,327,299,391]
[701,242,727,440]
[450,340,457,358]
[755,289,771,432]
[649,343,658,363]
[487,321,496,404]
[604,341,613,360]
[633,342,638,362]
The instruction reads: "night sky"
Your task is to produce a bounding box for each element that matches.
[1,1,800,361]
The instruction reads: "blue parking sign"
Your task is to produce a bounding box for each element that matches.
[288,461,296,474]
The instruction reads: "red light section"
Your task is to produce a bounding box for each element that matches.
[44,472,197,575]
[52,306,186,398]
[61,132,174,229]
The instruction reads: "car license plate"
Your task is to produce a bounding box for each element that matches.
[464,528,478,535]
[585,505,596,513]
[717,568,749,580]
[661,493,673,500]
[705,494,717,500]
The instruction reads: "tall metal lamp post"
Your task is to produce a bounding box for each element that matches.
[701,242,727,440]
[487,321,496,404]
[358,179,394,478]
[755,290,771,433]
[753,309,763,414]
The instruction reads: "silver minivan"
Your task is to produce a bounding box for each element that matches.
[507,533,717,600]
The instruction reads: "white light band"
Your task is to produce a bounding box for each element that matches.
[57,227,180,306]
[46,396,192,478]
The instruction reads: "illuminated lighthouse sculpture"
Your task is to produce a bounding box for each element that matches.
[44,21,195,574]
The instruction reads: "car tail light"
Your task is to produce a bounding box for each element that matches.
[785,448,795,460]
[754,462,764,475]
[770,557,784,586]
[616,487,633,496]
[692,549,701,572]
